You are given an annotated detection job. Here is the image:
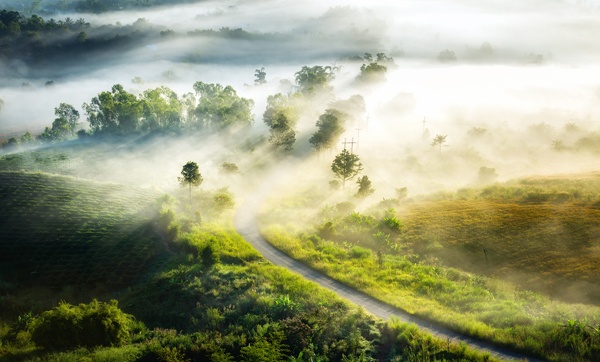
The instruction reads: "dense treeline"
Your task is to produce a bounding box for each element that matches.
[2,0,206,15]
[0,11,287,68]
[0,10,161,66]
[1,64,368,154]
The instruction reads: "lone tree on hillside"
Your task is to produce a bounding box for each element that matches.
[431,134,447,155]
[355,175,375,198]
[178,161,203,213]
[331,149,363,189]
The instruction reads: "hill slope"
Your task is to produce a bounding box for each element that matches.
[0,171,161,289]
[398,172,600,304]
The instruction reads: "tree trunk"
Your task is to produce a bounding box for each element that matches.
[189,184,192,215]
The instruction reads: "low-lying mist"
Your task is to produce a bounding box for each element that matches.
[2,0,600,223]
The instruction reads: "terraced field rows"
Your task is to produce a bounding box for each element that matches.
[0,171,162,288]
[397,198,600,302]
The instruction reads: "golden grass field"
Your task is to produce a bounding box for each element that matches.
[397,173,600,304]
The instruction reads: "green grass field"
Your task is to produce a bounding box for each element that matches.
[258,171,600,362]
[0,170,503,362]
[0,171,161,292]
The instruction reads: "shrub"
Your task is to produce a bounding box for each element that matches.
[213,191,235,214]
[380,208,401,233]
[167,222,181,242]
[349,246,372,259]
[159,208,176,229]
[156,346,191,362]
[317,222,336,240]
[219,162,240,175]
[201,243,220,268]
[30,300,132,350]
[282,317,313,352]
[307,234,322,247]
[355,176,375,198]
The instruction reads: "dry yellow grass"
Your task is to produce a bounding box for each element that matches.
[398,189,600,304]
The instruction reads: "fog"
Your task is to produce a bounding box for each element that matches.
[2,0,600,179]
[2,0,600,310]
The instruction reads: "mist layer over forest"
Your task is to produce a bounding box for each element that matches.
[2,0,600,138]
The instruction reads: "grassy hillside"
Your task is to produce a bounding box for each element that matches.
[258,171,600,362]
[0,217,502,362]
[0,171,161,292]
[397,172,600,304]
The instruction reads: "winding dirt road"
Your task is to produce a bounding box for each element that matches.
[234,168,542,362]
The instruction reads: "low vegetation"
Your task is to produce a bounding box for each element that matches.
[0,172,503,361]
[259,172,600,362]
[0,171,160,291]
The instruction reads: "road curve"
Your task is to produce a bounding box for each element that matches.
[234,168,542,362]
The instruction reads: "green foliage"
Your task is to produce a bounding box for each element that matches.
[19,131,34,145]
[38,117,72,142]
[331,149,363,188]
[431,134,448,155]
[8,311,34,337]
[309,109,348,153]
[159,208,177,228]
[355,175,375,198]
[0,171,159,289]
[219,162,240,175]
[83,84,145,133]
[268,112,297,152]
[255,67,267,85]
[272,295,299,317]
[317,221,336,240]
[167,222,181,242]
[294,65,335,95]
[178,161,203,189]
[213,189,235,214]
[349,246,372,259]
[355,63,387,83]
[263,93,303,152]
[240,330,289,362]
[200,243,220,268]
[260,171,600,362]
[30,299,132,350]
[192,81,255,129]
[380,209,402,233]
[156,346,191,362]
[2,137,20,152]
[140,86,183,130]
